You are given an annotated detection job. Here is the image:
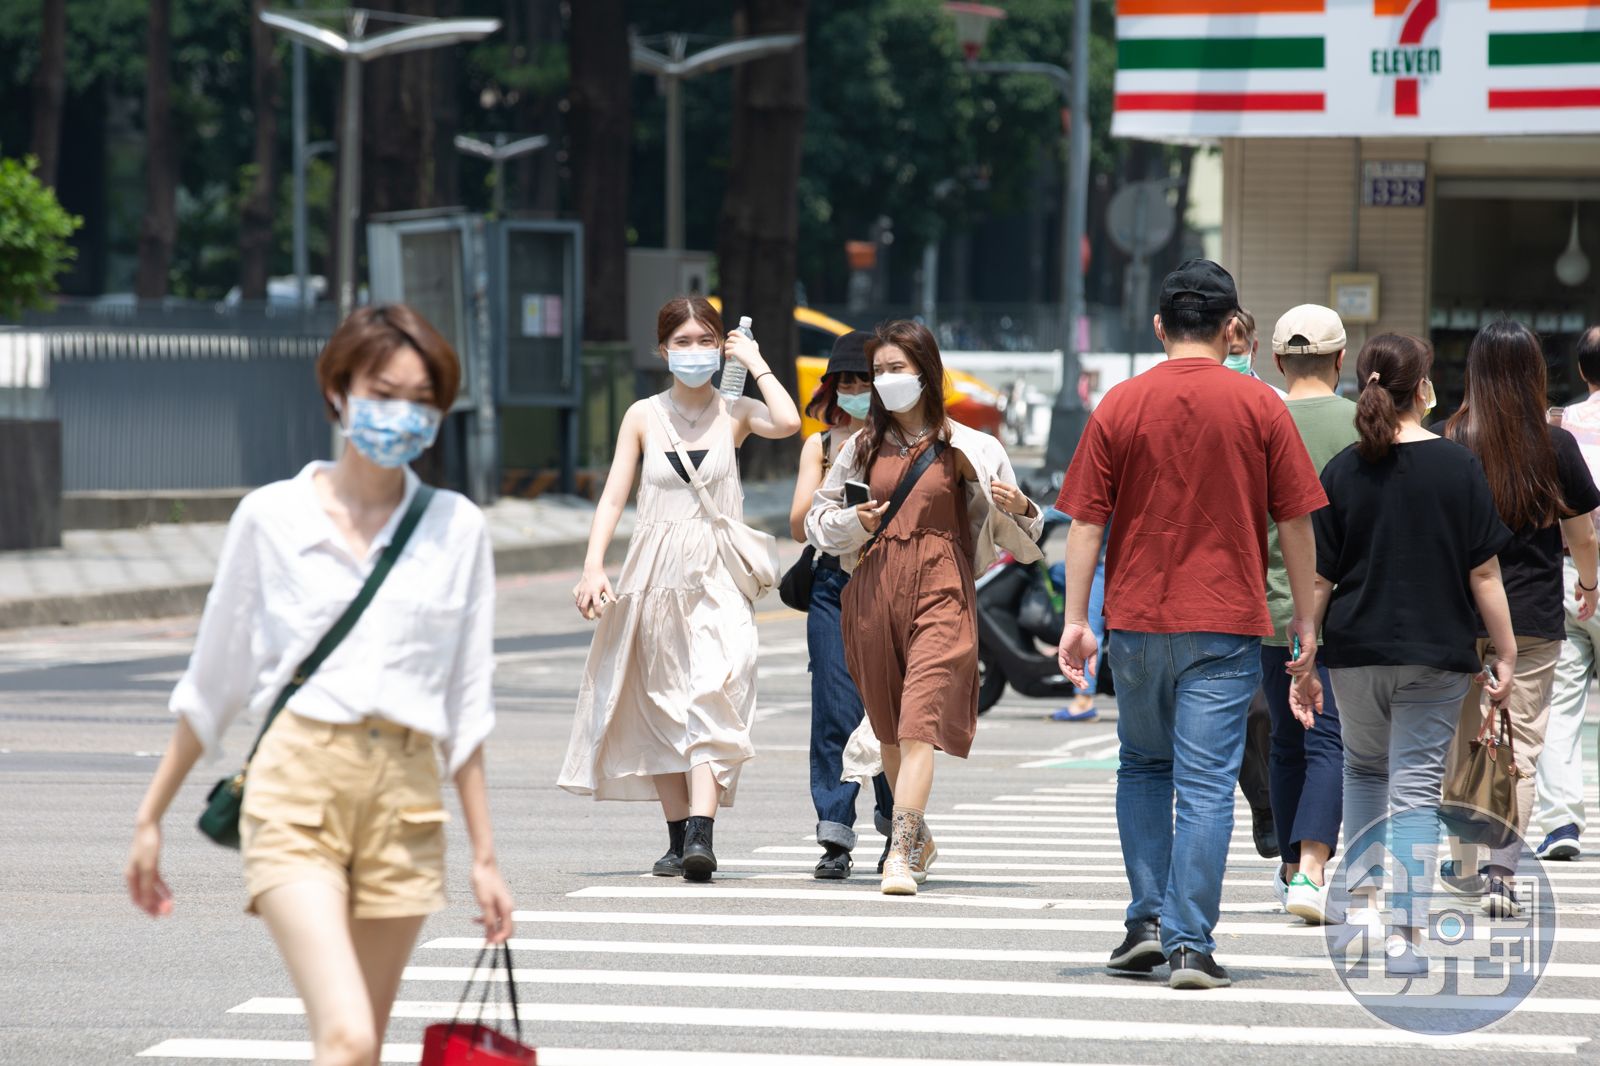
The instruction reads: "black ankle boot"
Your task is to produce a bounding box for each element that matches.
[682,815,717,882]
[653,818,687,877]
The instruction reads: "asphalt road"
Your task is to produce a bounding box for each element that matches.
[3,558,1599,1065]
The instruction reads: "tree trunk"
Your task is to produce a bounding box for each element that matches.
[238,0,282,301]
[568,0,631,343]
[715,0,807,477]
[135,0,177,301]
[430,0,461,209]
[29,0,66,188]
[516,0,563,216]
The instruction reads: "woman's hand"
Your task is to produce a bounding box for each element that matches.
[1056,622,1099,690]
[1576,581,1598,623]
[1289,673,1323,728]
[573,568,615,621]
[854,500,888,533]
[724,331,766,374]
[990,481,1034,517]
[1479,657,1515,705]
[125,820,173,918]
[470,858,515,945]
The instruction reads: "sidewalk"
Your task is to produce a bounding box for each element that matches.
[0,481,798,630]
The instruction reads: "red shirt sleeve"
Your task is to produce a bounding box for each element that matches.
[1265,405,1330,522]
[1055,410,1114,524]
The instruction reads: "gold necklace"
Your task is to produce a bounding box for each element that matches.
[667,390,716,428]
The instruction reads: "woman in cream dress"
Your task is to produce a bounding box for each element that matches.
[560,296,800,881]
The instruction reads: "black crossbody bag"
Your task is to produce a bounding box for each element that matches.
[197,485,436,848]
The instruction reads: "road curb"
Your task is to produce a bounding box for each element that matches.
[0,510,795,631]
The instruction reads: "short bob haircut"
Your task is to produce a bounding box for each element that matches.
[315,304,462,421]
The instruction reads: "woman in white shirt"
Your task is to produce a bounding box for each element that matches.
[124,304,513,1066]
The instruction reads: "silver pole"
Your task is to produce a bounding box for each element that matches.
[492,132,506,218]
[1044,0,1093,471]
[336,51,362,318]
[292,39,308,306]
[665,34,686,251]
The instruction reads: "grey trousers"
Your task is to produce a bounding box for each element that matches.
[1329,665,1472,928]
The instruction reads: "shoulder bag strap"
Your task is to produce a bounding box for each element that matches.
[859,439,947,561]
[650,397,728,524]
[820,430,833,475]
[241,483,437,766]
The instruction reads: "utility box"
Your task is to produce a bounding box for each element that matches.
[627,248,713,373]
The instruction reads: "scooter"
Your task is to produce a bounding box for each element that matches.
[974,509,1080,713]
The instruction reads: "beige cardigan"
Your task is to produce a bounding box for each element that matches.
[805,420,1044,573]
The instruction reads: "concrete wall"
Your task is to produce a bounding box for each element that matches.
[1220,137,1432,386]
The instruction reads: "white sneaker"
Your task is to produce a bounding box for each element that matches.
[1285,873,1331,925]
[1273,866,1290,913]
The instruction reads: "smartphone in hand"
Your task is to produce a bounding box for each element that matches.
[845,479,872,508]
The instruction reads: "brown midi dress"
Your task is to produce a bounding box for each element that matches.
[841,438,980,758]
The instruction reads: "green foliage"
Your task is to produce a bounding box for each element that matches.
[0,155,82,318]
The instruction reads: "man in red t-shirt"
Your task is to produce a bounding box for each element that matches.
[1054,259,1327,990]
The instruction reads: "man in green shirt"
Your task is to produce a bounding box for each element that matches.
[1259,304,1358,926]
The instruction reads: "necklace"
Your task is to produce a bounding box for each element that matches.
[667,390,716,428]
[891,424,930,457]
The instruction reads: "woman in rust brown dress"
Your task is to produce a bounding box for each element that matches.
[806,320,1043,895]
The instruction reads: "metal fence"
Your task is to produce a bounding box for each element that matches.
[2,300,339,492]
[808,301,1130,354]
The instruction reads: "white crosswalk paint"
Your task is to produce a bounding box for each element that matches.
[759,845,1273,860]
[566,885,1286,914]
[226,999,1588,1053]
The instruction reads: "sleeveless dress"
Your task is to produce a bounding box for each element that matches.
[558,396,759,804]
[841,437,979,758]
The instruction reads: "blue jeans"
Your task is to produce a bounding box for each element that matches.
[1051,544,1107,694]
[1112,630,1263,955]
[808,564,894,850]
[1260,645,1343,862]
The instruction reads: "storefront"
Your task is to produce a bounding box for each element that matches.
[1114,0,1600,405]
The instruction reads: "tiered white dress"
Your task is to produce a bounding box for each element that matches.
[558,397,758,804]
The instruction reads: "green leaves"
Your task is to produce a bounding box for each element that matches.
[0,155,82,319]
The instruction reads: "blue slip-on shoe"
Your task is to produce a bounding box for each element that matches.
[1536,824,1581,862]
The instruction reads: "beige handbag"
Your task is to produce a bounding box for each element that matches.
[1440,700,1521,851]
[651,398,778,602]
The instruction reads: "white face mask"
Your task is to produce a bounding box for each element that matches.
[873,372,924,413]
[667,351,719,388]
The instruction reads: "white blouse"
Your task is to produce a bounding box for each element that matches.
[171,462,496,776]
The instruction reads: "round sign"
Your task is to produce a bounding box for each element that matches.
[1106,181,1176,256]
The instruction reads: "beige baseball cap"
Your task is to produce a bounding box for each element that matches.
[1272,304,1346,356]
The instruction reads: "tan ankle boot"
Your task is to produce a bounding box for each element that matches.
[910,820,938,885]
[881,806,923,896]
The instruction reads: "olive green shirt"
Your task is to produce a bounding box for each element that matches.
[1263,394,1360,647]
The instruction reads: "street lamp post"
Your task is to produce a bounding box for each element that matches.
[630,32,803,251]
[453,133,550,218]
[946,2,1092,469]
[261,8,501,318]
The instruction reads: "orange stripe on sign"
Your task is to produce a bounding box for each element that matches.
[1119,0,1324,13]
[1489,0,1600,9]
[1373,0,1409,14]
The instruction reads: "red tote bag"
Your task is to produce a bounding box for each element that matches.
[421,943,537,1066]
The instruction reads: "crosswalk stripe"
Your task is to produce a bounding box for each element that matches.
[394,965,1600,1017]
[810,831,1257,844]
[416,936,1600,978]
[715,858,1281,873]
[137,1038,1117,1065]
[566,885,1286,914]
[225,999,1589,1053]
[759,845,1275,860]
[691,869,1600,893]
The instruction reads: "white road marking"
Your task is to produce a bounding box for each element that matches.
[565,885,1285,914]
[758,845,1273,861]
[418,935,1600,979]
[225,999,1589,1053]
[804,832,1256,846]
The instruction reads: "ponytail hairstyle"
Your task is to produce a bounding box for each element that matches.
[1444,319,1565,530]
[1354,333,1433,463]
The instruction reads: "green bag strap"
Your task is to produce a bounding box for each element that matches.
[241,483,436,767]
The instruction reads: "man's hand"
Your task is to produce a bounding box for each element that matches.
[1288,673,1323,727]
[1287,616,1317,675]
[1057,622,1099,690]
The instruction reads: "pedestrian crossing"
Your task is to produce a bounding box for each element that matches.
[138,773,1600,1063]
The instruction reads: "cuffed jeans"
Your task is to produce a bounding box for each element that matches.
[1260,646,1343,861]
[1330,665,1469,930]
[1535,557,1597,837]
[1112,630,1262,956]
[808,563,893,850]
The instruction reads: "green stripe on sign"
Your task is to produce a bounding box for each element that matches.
[1489,30,1600,67]
[1118,36,1324,70]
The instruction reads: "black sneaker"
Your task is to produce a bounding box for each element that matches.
[1251,807,1280,859]
[1168,947,1231,989]
[813,844,853,880]
[1107,918,1164,973]
[1483,877,1524,918]
[1440,859,1487,900]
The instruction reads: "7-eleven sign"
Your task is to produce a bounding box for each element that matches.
[1371,0,1441,116]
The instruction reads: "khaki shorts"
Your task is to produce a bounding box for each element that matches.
[240,712,448,920]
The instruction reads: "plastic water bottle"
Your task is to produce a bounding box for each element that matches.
[721,316,753,398]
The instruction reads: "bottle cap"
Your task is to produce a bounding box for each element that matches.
[739,316,753,328]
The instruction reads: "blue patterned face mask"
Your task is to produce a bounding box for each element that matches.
[341,397,442,468]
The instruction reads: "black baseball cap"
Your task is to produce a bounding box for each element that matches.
[1159,259,1239,314]
[825,330,872,377]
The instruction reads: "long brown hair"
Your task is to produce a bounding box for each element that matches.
[1445,319,1565,530]
[1354,333,1432,463]
[858,320,950,477]
[655,296,724,349]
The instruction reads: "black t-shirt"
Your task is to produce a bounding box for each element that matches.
[1315,438,1513,673]
[1428,424,1600,639]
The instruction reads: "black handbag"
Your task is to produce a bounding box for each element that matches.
[778,544,819,612]
[198,485,435,848]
